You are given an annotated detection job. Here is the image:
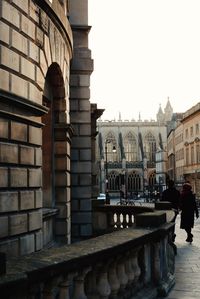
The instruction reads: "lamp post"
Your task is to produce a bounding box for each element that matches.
[105,140,116,204]
[105,140,109,203]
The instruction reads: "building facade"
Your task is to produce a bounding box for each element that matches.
[174,103,200,196]
[97,100,200,200]
[96,101,173,198]
[0,0,101,257]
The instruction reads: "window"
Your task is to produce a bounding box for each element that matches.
[196,123,199,135]
[196,144,200,163]
[105,132,117,162]
[185,129,188,139]
[144,132,156,162]
[191,146,194,164]
[124,132,137,162]
[186,147,189,165]
[190,126,194,137]
[127,172,141,191]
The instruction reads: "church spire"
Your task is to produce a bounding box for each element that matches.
[164,97,173,122]
[156,104,164,123]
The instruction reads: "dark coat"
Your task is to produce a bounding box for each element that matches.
[161,187,180,210]
[180,190,198,229]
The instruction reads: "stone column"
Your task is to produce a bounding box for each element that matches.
[69,0,94,241]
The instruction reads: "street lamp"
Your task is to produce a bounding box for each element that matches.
[105,140,116,204]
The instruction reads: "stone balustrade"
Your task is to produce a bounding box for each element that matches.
[92,201,155,235]
[0,209,176,299]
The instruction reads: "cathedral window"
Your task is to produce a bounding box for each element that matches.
[144,132,156,162]
[104,132,117,162]
[124,132,137,162]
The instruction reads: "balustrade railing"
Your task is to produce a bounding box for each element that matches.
[0,206,176,299]
[92,204,154,234]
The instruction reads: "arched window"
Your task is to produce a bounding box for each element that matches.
[108,171,118,191]
[149,172,156,186]
[104,132,117,162]
[124,132,137,161]
[144,132,156,162]
[127,172,141,192]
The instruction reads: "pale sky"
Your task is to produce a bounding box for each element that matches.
[88,0,200,121]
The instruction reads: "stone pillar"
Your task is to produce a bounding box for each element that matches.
[69,0,94,241]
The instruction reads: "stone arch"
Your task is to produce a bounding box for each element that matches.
[42,62,72,246]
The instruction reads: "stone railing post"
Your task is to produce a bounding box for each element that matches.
[124,252,135,297]
[152,241,161,285]
[42,277,61,299]
[117,256,129,294]
[108,260,120,299]
[142,243,152,285]
[96,264,111,299]
[131,248,141,286]
[85,268,99,299]
[59,273,77,299]
[73,268,91,299]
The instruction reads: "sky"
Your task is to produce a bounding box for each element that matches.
[88,0,200,121]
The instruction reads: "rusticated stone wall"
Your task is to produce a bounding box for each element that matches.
[0,0,73,256]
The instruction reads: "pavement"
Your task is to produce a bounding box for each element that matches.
[158,214,200,299]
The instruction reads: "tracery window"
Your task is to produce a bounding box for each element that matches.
[108,171,118,191]
[104,132,117,162]
[127,172,141,191]
[124,132,137,161]
[144,132,156,162]
[149,172,156,186]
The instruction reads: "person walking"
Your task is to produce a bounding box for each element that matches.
[161,179,180,241]
[161,179,180,211]
[179,182,199,243]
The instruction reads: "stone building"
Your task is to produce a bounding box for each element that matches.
[96,100,173,198]
[166,113,184,181]
[0,0,102,257]
[169,103,200,197]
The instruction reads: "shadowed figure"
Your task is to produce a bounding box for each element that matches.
[179,183,199,243]
[161,179,180,241]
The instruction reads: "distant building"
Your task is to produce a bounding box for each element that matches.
[96,101,173,197]
[171,103,200,197]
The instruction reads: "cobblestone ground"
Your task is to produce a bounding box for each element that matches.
[159,214,200,299]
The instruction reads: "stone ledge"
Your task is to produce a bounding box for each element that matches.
[155,201,172,210]
[135,211,166,227]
